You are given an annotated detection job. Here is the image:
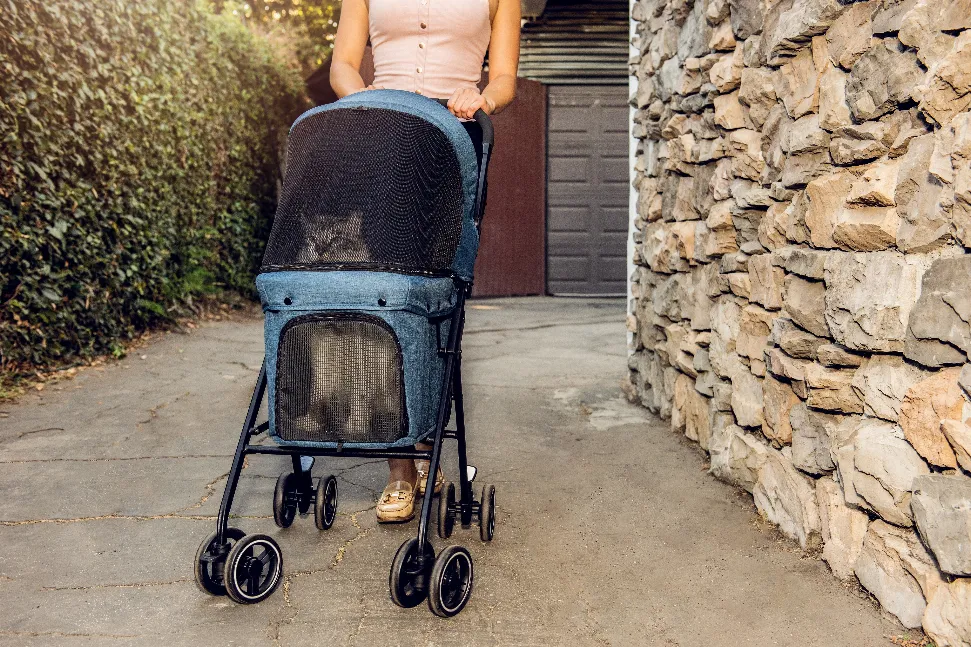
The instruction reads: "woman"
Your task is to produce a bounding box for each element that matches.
[328,0,521,523]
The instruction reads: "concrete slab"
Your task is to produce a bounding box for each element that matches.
[0,298,902,646]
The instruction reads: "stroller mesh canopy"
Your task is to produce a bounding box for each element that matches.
[275,314,408,445]
[262,107,466,276]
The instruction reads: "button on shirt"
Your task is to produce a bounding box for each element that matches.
[369,0,491,99]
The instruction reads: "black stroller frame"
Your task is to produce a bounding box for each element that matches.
[194,101,495,618]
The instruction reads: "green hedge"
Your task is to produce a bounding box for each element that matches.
[0,0,307,379]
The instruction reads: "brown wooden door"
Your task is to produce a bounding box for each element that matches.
[472,77,547,297]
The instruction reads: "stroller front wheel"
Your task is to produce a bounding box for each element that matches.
[224,534,284,604]
[428,545,474,618]
[389,538,434,608]
[194,527,246,596]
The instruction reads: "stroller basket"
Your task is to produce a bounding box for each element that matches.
[275,313,407,445]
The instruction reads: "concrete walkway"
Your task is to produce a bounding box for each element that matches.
[0,298,901,646]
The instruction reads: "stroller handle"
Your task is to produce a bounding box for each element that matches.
[434,98,494,147]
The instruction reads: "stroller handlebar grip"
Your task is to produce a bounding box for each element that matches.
[434,98,494,148]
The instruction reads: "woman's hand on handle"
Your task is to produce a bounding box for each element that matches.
[447,87,496,120]
[349,84,386,94]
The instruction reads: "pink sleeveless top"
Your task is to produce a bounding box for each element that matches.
[369,0,492,99]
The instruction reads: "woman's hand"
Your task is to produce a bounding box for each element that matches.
[447,87,496,119]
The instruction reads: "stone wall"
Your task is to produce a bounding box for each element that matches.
[627,0,971,641]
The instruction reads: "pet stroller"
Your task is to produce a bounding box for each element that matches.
[193,90,496,617]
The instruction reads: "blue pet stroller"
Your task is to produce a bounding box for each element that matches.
[193,90,495,617]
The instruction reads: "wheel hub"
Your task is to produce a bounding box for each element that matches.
[243,556,264,579]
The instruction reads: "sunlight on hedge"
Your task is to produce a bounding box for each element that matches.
[0,0,308,381]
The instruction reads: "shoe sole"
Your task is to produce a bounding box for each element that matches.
[376,510,415,523]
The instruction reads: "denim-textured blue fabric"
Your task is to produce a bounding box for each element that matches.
[258,271,456,449]
[259,94,480,449]
[289,90,480,281]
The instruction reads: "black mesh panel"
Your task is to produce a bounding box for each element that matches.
[275,314,407,444]
[261,107,466,275]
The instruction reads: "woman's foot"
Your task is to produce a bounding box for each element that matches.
[376,480,417,523]
[378,458,419,523]
[416,460,445,496]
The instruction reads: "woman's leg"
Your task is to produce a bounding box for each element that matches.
[387,457,418,484]
[414,442,443,495]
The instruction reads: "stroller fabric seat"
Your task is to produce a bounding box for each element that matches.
[257,91,480,451]
[258,270,458,450]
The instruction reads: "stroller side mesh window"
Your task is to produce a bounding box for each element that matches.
[261,108,466,276]
[275,314,408,445]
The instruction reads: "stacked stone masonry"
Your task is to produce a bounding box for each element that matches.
[627,0,971,641]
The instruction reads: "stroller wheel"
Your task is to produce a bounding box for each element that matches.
[273,472,299,528]
[428,545,474,618]
[224,534,284,604]
[315,474,339,530]
[437,482,456,539]
[389,538,434,608]
[297,472,314,515]
[194,527,246,596]
[479,484,496,542]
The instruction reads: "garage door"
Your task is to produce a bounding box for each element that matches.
[546,84,629,296]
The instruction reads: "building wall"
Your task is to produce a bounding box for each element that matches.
[627,0,971,641]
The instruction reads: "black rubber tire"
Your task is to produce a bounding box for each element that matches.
[194,527,246,596]
[437,482,456,540]
[273,472,298,528]
[314,475,338,531]
[389,538,434,608]
[224,534,284,604]
[479,484,496,542]
[428,545,474,618]
[297,471,314,515]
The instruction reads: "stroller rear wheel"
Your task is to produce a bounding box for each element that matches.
[479,484,496,542]
[224,534,284,604]
[428,545,474,618]
[389,538,434,608]
[273,472,299,528]
[315,474,339,530]
[194,527,246,596]
[438,481,456,539]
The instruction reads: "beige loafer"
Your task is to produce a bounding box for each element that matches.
[376,480,417,523]
[416,460,445,496]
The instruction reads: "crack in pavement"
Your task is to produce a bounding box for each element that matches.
[345,590,371,643]
[177,472,229,513]
[0,630,140,639]
[0,513,272,527]
[335,475,382,497]
[0,454,234,465]
[331,509,373,568]
[269,507,376,643]
[136,393,191,427]
[0,427,66,447]
[41,578,191,592]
